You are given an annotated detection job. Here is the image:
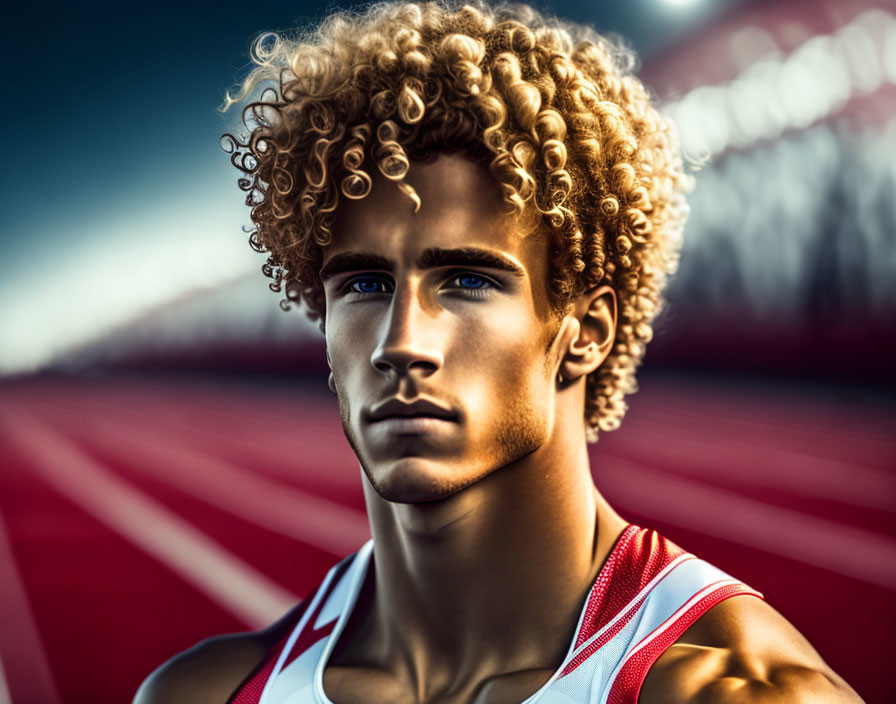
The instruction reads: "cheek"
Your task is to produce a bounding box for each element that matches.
[326,311,374,375]
[458,312,551,414]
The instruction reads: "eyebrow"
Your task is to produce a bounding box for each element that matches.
[319,252,393,281]
[319,247,527,282]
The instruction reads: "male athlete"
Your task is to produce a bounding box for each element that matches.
[136,2,862,702]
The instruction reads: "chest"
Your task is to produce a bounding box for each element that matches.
[321,665,557,704]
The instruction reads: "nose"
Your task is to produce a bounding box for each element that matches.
[370,282,443,378]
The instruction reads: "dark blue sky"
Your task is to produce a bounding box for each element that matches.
[1,0,740,235]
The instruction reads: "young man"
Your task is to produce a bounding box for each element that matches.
[136,2,862,702]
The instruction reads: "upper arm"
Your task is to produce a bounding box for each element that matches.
[640,595,864,704]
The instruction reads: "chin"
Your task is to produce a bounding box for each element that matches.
[363,456,478,504]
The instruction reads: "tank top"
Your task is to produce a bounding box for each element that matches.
[228,524,764,704]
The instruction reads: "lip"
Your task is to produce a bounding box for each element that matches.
[367,397,458,423]
[373,416,456,435]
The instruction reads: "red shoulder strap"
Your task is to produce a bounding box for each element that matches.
[574,525,687,650]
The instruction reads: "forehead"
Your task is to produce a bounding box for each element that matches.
[325,153,548,276]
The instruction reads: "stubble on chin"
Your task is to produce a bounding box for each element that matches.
[335,383,549,505]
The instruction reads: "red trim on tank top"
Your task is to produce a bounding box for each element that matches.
[227,602,310,704]
[606,583,765,704]
[561,555,697,676]
[282,616,337,669]
[227,555,357,704]
[574,525,688,651]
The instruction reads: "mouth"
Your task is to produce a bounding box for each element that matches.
[365,396,459,434]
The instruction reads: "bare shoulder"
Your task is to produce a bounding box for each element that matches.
[132,603,304,704]
[639,594,865,703]
[131,631,267,704]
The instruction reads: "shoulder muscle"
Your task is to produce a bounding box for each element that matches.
[133,601,305,704]
[640,595,864,703]
[132,633,268,704]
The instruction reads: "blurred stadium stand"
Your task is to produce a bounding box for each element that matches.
[43,0,896,386]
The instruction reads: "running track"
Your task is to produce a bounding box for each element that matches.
[0,373,892,703]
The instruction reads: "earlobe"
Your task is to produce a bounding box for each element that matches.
[557,286,617,385]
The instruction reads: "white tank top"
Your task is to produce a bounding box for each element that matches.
[228,524,763,704]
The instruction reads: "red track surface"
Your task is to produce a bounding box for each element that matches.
[0,374,892,703]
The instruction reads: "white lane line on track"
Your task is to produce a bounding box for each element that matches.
[631,406,895,474]
[30,394,369,554]
[42,392,360,493]
[1,408,299,630]
[596,419,896,513]
[598,454,896,590]
[83,417,370,556]
[0,659,11,704]
[636,384,896,445]
[0,506,61,704]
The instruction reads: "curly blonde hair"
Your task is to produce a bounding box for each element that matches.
[222,0,689,442]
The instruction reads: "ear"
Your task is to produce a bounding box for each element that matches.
[557,285,617,384]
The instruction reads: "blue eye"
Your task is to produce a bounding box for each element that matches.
[341,273,496,299]
[347,277,390,294]
[448,273,497,299]
[456,274,488,289]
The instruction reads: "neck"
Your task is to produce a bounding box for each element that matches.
[354,386,628,693]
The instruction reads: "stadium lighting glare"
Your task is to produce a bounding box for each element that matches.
[663,8,896,164]
[0,179,257,375]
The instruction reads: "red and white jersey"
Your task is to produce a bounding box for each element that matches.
[228,524,763,704]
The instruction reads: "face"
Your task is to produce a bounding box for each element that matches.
[322,153,564,504]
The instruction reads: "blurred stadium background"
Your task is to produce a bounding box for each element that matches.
[1,0,894,702]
